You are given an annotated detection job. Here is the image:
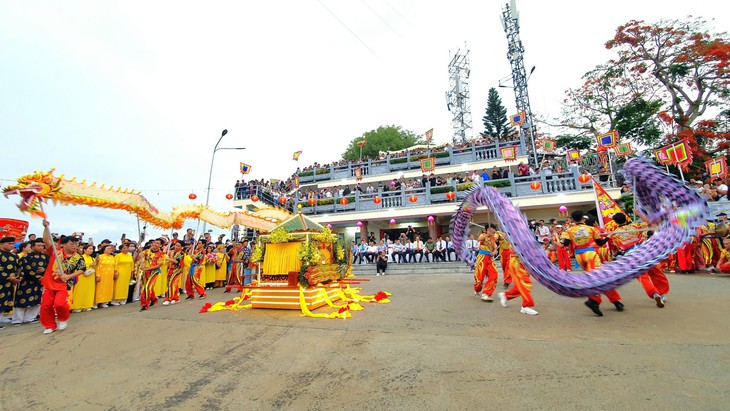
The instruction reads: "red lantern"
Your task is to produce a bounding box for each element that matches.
[279,196,287,204]
[373,196,382,204]
[530,182,541,190]
[339,198,349,205]
[188,193,197,200]
[446,191,456,201]
[225,193,233,200]
[408,194,418,203]
[251,195,259,202]
[578,174,591,184]
[308,198,316,206]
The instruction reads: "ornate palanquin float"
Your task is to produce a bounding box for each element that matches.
[247,212,350,310]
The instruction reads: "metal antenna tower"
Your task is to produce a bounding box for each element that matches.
[502,0,539,166]
[445,46,473,146]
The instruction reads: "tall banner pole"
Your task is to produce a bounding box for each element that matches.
[591,177,605,228]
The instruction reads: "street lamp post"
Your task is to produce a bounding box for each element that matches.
[201,129,245,235]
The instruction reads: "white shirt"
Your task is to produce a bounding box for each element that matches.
[437,240,446,251]
[537,225,550,241]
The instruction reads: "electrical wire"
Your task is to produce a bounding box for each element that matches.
[317,0,380,59]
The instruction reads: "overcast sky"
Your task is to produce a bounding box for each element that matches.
[1,0,728,243]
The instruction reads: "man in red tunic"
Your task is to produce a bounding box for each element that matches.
[136,239,164,311]
[40,221,85,334]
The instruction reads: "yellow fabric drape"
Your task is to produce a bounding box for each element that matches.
[263,242,302,274]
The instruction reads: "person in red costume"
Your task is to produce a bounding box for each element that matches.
[563,211,624,317]
[609,212,669,308]
[473,224,499,302]
[136,238,164,311]
[553,225,571,271]
[498,245,538,315]
[40,221,85,334]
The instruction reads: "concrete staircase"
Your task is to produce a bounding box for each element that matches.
[350,260,474,276]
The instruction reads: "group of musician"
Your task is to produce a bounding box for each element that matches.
[0,221,253,334]
[472,210,730,317]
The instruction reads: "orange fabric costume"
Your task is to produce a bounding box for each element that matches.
[565,223,621,305]
[496,231,512,286]
[503,254,533,307]
[608,221,669,302]
[139,249,164,309]
[473,233,498,296]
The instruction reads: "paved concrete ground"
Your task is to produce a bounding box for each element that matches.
[1,272,729,410]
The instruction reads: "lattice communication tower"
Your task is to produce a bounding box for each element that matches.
[445,47,473,146]
[502,0,538,165]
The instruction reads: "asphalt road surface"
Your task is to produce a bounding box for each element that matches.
[1,272,728,410]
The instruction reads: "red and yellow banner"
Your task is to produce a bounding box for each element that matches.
[592,178,628,228]
[655,140,692,169]
[705,157,728,178]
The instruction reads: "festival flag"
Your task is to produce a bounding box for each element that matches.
[293,150,302,161]
[654,148,671,165]
[356,139,367,148]
[424,128,434,144]
[705,157,728,178]
[499,146,518,161]
[239,162,252,174]
[666,140,691,165]
[596,130,619,149]
[420,157,436,173]
[510,111,525,126]
[567,149,581,162]
[614,142,632,157]
[293,175,300,188]
[592,177,628,228]
[353,166,363,181]
[542,139,557,152]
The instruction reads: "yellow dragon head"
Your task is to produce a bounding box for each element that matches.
[3,169,58,215]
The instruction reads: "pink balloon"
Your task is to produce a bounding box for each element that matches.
[327,224,332,229]
[389,219,396,225]
[427,216,435,222]
[356,221,363,227]
[559,206,568,212]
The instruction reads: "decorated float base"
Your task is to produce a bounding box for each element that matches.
[250,285,341,310]
[199,281,391,319]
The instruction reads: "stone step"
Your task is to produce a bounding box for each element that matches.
[351,261,475,276]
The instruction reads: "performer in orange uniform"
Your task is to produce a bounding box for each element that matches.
[496,231,512,288]
[553,225,571,271]
[563,211,623,317]
[473,224,499,302]
[609,212,669,307]
[163,242,184,305]
[185,241,207,299]
[39,221,85,334]
[587,217,612,264]
[498,245,538,315]
[136,238,164,311]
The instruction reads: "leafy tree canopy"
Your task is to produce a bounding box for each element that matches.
[342,125,423,161]
[555,134,594,151]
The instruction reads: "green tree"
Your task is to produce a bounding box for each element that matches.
[481,88,515,141]
[342,125,423,161]
[613,97,663,147]
[555,134,594,151]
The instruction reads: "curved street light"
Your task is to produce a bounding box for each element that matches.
[202,129,245,234]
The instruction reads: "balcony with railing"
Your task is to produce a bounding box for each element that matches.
[296,139,527,184]
[235,166,618,216]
